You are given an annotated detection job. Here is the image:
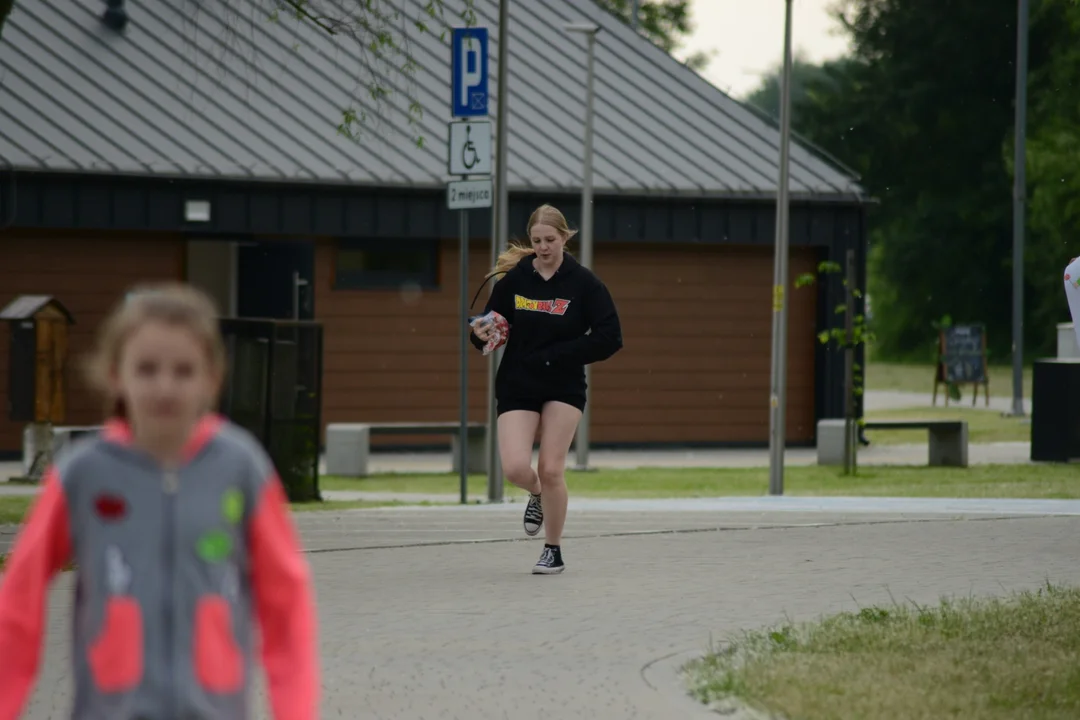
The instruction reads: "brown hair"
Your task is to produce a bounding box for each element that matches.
[485,204,578,278]
[83,282,227,419]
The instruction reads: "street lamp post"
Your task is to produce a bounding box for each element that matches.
[1009,0,1030,418]
[767,0,795,496]
[487,0,511,502]
[564,21,600,471]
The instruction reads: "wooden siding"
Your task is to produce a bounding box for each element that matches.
[0,230,185,454]
[315,239,818,446]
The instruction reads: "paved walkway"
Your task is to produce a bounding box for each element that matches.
[12,500,1080,719]
[3,390,1054,717]
[864,389,1032,414]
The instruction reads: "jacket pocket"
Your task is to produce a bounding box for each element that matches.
[193,594,244,693]
[88,595,144,693]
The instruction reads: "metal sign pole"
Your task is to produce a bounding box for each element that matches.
[451,24,495,502]
[767,0,794,496]
[459,208,470,504]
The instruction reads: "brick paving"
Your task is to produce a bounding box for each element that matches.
[13,505,1080,719]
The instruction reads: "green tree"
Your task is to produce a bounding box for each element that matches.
[742,53,841,124]
[0,0,12,40]
[1023,0,1080,341]
[262,0,478,145]
[594,0,709,71]
[788,0,1037,361]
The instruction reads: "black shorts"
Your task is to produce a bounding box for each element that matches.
[497,393,587,415]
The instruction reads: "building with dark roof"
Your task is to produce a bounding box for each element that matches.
[0,0,867,455]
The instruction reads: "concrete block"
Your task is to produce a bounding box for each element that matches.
[928,422,968,467]
[451,428,488,475]
[325,423,372,477]
[816,419,848,465]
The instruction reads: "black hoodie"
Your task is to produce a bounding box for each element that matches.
[470,252,623,399]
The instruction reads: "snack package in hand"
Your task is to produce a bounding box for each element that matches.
[471,311,509,355]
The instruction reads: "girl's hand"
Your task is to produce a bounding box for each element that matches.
[471,318,494,341]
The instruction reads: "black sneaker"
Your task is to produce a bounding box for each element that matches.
[532,545,565,575]
[523,492,543,536]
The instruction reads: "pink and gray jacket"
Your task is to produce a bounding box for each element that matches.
[0,414,320,719]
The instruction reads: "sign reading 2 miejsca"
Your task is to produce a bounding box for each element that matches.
[451,28,488,117]
[447,120,492,176]
[447,178,493,210]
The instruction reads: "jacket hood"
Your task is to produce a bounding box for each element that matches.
[516,250,581,278]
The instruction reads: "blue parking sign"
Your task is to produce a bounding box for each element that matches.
[451,28,489,117]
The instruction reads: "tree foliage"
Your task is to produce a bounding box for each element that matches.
[741,54,840,122]
[744,0,1076,361]
[262,0,702,141]
[0,0,11,40]
[259,0,478,145]
[1023,0,1080,343]
[594,0,710,70]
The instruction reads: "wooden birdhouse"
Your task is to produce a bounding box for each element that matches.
[1,295,75,424]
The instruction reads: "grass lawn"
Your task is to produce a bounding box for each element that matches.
[683,584,1080,720]
[321,463,1080,500]
[867,360,1032,398]
[864,406,1030,445]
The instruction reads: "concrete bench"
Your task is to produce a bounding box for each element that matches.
[325,422,488,477]
[22,424,103,476]
[816,418,968,467]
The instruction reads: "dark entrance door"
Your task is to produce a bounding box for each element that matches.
[236,240,314,320]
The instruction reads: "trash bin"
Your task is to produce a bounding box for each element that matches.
[1030,358,1080,462]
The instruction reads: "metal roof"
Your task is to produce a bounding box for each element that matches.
[0,0,864,199]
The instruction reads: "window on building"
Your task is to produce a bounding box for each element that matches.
[333,239,439,289]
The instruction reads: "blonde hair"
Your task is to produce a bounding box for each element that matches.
[84,282,226,419]
[485,204,578,278]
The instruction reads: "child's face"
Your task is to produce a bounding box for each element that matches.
[111,320,220,438]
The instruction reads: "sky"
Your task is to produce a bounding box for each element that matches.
[674,0,852,99]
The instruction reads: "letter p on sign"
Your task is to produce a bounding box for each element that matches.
[460,42,480,107]
[451,28,489,118]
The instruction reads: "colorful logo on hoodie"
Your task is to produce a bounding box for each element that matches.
[515,295,571,316]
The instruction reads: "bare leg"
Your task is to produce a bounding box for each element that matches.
[497,411,541,495]
[536,401,583,547]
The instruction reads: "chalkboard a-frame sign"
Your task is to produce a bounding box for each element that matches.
[933,324,990,406]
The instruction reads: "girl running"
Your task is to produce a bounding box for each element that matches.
[470,204,623,574]
[0,283,319,719]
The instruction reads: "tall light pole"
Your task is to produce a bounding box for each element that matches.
[1010,0,1030,418]
[565,21,600,471]
[767,0,795,496]
[487,0,510,502]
